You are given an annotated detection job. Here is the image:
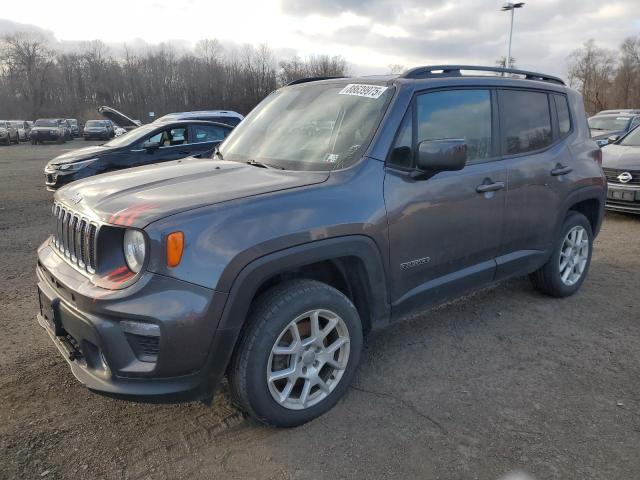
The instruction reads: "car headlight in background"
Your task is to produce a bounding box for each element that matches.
[123,229,146,273]
[57,158,98,171]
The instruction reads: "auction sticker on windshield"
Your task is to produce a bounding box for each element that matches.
[339,84,388,99]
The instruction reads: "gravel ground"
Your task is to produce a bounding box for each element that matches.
[1,142,639,480]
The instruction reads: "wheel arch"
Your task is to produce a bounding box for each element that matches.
[557,185,606,238]
[196,235,390,396]
[218,235,390,335]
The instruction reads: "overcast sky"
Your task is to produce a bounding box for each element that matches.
[1,0,639,79]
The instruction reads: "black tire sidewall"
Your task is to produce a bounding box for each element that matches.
[548,212,593,296]
[241,282,363,427]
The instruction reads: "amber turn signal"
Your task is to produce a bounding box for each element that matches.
[166,231,184,267]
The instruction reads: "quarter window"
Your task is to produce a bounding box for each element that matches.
[554,94,571,136]
[500,90,552,154]
[416,90,492,162]
[388,110,413,168]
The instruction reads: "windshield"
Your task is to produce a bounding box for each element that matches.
[219,82,393,171]
[588,116,631,131]
[103,124,155,148]
[619,126,640,146]
[35,119,58,127]
[85,120,106,128]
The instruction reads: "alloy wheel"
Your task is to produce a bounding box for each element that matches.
[267,309,350,410]
[559,225,589,286]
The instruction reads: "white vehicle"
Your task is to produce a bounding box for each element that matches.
[114,126,127,137]
[9,120,29,142]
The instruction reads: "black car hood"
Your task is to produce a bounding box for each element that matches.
[601,144,640,170]
[54,159,329,227]
[590,129,623,140]
[49,145,110,165]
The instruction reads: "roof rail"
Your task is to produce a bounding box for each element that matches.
[399,65,565,85]
[286,76,346,86]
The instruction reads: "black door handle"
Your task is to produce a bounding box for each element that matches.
[551,164,573,176]
[179,150,191,155]
[476,181,505,193]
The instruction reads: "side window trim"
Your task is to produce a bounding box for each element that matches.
[549,93,559,141]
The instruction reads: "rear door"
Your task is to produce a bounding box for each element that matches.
[384,88,507,316]
[496,89,575,278]
[187,123,231,157]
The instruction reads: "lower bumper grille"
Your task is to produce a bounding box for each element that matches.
[52,203,99,272]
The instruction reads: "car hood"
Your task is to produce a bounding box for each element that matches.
[601,144,640,170]
[590,129,623,140]
[54,159,330,227]
[49,145,109,165]
[99,105,141,129]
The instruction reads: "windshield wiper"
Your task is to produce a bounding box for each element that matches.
[246,159,284,170]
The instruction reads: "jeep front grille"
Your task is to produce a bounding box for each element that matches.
[52,203,99,273]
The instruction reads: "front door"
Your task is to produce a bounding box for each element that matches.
[384,88,507,317]
[131,125,192,167]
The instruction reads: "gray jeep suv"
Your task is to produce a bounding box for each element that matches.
[36,66,606,426]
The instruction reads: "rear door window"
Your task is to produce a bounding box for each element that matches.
[499,90,552,154]
[191,124,228,143]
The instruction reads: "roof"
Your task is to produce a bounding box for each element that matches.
[159,110,244,119]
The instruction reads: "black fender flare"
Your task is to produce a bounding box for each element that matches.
[197,235,390,398]
[556,184,606,239]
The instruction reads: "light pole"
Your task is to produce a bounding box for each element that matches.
[501,2,524,69]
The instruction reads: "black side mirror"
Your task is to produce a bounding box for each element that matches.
[143,141,160,152]
[416,139,467,173]
[607,135,619,144]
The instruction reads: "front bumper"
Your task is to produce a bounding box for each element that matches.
[83,131,109,139]
[605,182,640,214]
[36,241,231,399]
[33,130,62,141]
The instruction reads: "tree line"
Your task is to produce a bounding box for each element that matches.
[568,36,640,115]
[0,34,348,122]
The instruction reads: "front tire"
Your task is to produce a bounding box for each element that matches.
[229,279,363,427]
[530,211,593,297]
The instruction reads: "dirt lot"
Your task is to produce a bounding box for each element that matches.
[1,141,639,480]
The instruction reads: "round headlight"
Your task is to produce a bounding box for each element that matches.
[123,229,146,273]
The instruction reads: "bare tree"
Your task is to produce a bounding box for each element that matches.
[567,39,617,114]
[0,33,56,118]
[0,33,348,122]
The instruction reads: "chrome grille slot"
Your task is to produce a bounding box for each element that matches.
[63,210,71,257]
[603,168,640,185]
[51,202,99,274]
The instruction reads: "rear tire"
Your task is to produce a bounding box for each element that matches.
[530,211,593,297]
[229,279,363,427]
